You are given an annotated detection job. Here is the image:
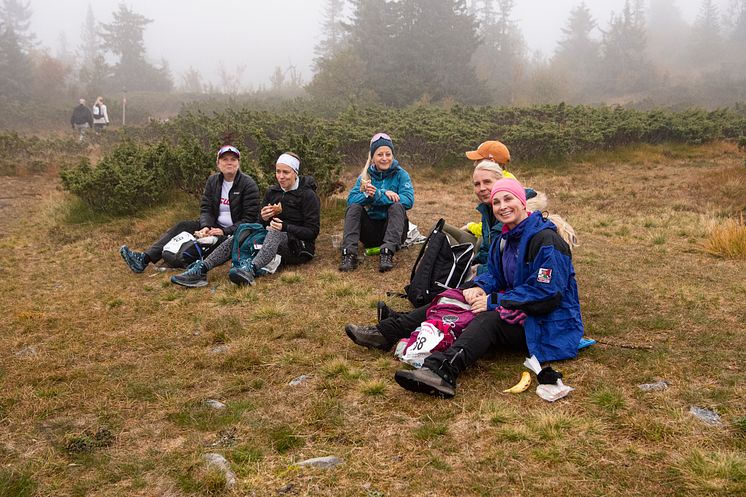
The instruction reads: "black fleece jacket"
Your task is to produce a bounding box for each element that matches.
[70,104,93,127]
[199,170,260,235]
[261,175,321,257]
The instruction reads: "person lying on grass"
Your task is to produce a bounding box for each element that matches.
[339,132,414,273]
[344,177,584,398]
[119,144,260,275]
[442,140,540,277]
[171,152,321,287]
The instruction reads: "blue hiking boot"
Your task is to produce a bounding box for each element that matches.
[171,260,208,288]
[228,262,255,286]
[120,245,147,273]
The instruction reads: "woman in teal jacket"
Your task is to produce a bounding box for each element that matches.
[339,132,414,273]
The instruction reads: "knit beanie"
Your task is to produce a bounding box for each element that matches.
[370,136,395,156]
[490,178,526,207]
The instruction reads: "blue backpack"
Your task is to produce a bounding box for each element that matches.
[230,223,267,268]
[228,223,268,284]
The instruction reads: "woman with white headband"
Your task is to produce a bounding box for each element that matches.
[228,152,321,285]
[172,152,320,287]
[339,132,415,272]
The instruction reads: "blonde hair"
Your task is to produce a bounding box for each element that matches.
[474,159,504,178]
[359,152,373,183]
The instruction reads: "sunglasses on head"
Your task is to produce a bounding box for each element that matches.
[217,145,240,158]
[370,132,391,144]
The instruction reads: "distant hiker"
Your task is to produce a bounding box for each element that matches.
[345,177,584,398]
[339,132,414,273]
[92,96,110,134]
[171,152,321,287]
[119,144,260,275]
[70,98,93,143]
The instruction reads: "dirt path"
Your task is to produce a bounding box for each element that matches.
[0,175,59,236]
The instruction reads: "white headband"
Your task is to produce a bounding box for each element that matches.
[276,153,300,174]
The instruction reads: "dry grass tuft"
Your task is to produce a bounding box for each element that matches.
[703,214,746,259]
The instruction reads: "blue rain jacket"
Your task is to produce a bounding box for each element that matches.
[473,211,584,362]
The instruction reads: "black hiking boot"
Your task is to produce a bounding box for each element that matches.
[394,367,456,398]
[344,324,390,350]
[120,245,148,273]
[379,248,394,272]
[171,260,208,288]
[339,250,358,272]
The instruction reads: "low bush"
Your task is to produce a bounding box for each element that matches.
[60,102,746,215]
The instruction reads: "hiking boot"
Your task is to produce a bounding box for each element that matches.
[339,250,358,272]
[120,245,147,273]
[394,367,456,398]
[228,266,255,286]
[344,324,390,350]
[379,248,394,272]
[171,260,208,288]
[377,301,391,323]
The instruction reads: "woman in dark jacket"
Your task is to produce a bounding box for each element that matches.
[345,177,584,398]
[229,152,321,285]
[120,144,260,276]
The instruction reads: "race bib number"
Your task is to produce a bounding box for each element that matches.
[163,231,196,253]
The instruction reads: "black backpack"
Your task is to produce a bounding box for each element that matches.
[404,218,475,307]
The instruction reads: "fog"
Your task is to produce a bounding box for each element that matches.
[28,0,726,88]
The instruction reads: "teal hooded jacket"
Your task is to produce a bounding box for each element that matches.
[346,160,414,220]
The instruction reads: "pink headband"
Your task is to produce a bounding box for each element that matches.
[490,178,526,207]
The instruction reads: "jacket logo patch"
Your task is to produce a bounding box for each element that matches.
[537,268,552,283]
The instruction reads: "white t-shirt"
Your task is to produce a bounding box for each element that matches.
[217,180,234,228]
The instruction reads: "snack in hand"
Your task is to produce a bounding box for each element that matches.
[274,202,283,215]
[360,179,370,192]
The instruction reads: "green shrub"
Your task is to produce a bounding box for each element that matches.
[61,140,171,214]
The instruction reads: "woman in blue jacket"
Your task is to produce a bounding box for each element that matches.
[344,177,584,398]
[339,132,414,273]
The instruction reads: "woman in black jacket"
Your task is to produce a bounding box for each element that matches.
[120,144,260,277]
[229,152,321,285]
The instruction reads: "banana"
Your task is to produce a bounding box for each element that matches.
[503,371,531,394]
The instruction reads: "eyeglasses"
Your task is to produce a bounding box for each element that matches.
[370,132,391,144]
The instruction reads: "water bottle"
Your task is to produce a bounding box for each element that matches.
[365,246,381,256]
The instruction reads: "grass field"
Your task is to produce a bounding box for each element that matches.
[1,142,745,496]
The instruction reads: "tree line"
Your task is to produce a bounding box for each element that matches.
[1,0,746,120]
[308,0,746,107]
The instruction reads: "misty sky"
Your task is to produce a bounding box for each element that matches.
[28,0,729,89]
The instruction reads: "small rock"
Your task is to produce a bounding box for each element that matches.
[15,346,37,358]
[209,344,229,355]
[638,380,669,392]
[278,483,295,493]
[205,399,226,410]
[202,453,237,489]
[296,456,344,469]
[289,375,311,386]
[689,406,722,425]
